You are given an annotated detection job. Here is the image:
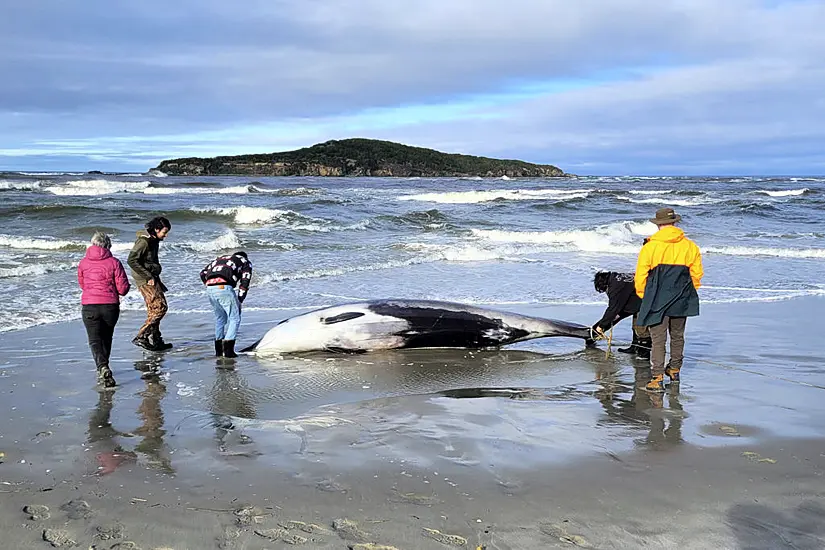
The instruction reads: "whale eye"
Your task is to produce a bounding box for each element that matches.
[321,312,365,325]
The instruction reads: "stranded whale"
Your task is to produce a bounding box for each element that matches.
[241,299,593,354]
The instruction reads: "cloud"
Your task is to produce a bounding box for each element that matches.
[1,0,824,173]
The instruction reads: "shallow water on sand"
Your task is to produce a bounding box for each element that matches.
[1,299,825,548]
[2,298,824,485]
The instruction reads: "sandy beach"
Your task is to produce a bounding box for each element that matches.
[2,298,824,549]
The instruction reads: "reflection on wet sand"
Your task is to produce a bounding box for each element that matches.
[87,390,137,475]
[593,362,685,448]
[134,378,174,473]
[209,367,259,458]
[86,356,175,475]
[83,344,693,478]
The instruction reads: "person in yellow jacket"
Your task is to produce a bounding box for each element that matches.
[635,208,704,392]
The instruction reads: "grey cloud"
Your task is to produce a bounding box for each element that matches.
[365,58,825,174]
[2,0,824,172]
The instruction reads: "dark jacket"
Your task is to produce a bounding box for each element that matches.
[200,252,253,303]
[595,272,642,330]
[637,265,700,327]
[127,230,167,291]
[635,226,703,327]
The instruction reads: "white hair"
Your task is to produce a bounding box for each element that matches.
[90,231,112,249]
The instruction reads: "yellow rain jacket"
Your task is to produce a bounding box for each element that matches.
[634,226,703,326]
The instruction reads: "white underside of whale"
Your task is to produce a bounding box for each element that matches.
[250,304,412,354]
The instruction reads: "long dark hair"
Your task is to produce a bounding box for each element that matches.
[593,271,610,293]
[145,216,171,237]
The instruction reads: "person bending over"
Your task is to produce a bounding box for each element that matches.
[592,270,651,359]
[200,251,253,358]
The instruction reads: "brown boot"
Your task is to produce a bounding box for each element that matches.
[665,365,680,382]
[644,374,665,393]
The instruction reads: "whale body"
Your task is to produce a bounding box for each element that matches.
[242,299,593,354]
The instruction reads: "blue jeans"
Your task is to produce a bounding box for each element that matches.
[207,285,241,341]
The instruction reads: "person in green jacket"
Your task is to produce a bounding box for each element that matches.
[128,216,172,351]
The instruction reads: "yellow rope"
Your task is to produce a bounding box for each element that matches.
[605,325,613,360]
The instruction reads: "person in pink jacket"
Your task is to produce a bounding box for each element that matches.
[77,231,130,387]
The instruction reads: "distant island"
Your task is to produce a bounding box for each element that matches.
[153,138,568,177]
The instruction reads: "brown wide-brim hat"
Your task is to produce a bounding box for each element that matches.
[650,207,682,225]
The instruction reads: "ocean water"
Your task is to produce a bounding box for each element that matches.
[0,172,824,333]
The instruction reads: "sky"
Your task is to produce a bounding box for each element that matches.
[1,0,824,175]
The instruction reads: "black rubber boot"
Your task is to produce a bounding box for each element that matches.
[618,333,639,354]
[214,339,223,357]
[222,339,238,358]
[149,327,173,351]
[132,335,155,351]
[636,338,652,359]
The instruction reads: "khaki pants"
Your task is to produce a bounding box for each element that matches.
[136,283,168,341]
[632,314,650,339]
[648,316,686,376]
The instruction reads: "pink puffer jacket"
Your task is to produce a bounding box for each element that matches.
[77,245,131,304]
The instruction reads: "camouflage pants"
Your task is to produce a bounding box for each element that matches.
[136,283,168,341]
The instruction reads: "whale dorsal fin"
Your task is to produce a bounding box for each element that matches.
[321,311,365,325]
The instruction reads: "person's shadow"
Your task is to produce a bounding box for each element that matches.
[727,500,825,549]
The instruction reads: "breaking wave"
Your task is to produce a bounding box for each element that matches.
[627,189,674,195]
[0,180,43,191]
[44,179,152,195]
[33,178,306,196]
[705,246,825,259]
[190,206,369,232]
[0,234,134,253]
[470,221,657,255]
[397,189,591,204]
[619,196,718,207]
[0,262,76,279]
[753,188,809,197]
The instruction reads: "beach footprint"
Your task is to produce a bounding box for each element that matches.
[23,504,50,521]
[42,529,76,548]
[421,527,468,546]
[333,518,372,543]
[60,499,93,520]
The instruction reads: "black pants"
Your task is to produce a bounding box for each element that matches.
[82,304,120,369]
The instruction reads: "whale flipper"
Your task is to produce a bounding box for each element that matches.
[322,312,365,325]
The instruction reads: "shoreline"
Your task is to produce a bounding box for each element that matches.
[2,298,825,548]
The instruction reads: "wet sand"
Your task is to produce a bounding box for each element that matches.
[1,298,825,549]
